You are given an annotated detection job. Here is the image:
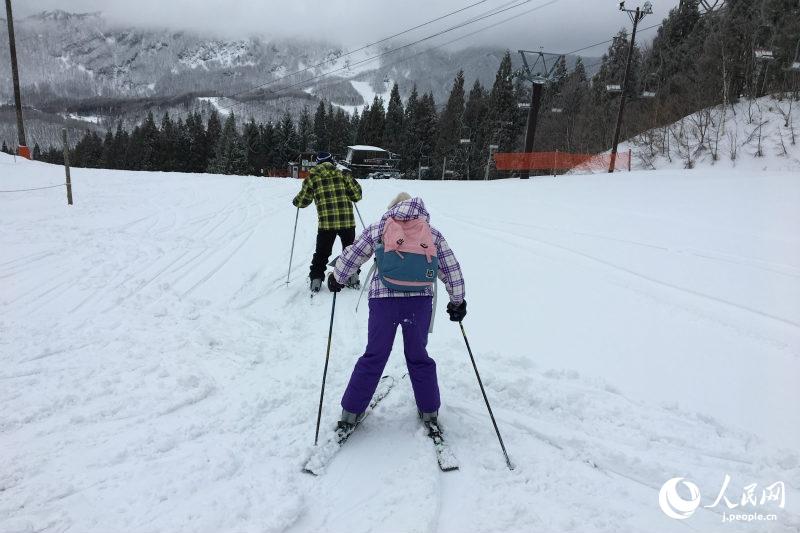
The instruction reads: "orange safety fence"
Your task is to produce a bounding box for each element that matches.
[493,150,632,173]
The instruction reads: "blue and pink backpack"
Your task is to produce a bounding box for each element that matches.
[374,217,439,291]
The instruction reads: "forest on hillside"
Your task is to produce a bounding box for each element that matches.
[16,0,797,178]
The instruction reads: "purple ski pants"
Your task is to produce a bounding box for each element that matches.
[341,296,440,414]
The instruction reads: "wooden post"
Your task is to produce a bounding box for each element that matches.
[62,129,73,206]
[628,148,632,171]
[441,156,446,180]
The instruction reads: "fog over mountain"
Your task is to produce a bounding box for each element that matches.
[0,9,599,147]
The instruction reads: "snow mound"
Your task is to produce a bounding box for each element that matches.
[622,95,800,172]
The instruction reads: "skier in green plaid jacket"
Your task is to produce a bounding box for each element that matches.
[292,152,363,292]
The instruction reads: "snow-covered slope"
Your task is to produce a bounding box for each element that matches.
[1,154,798,532]
[622,95,800,172]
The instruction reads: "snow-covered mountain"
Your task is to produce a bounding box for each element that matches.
[0,10,547,148]
[0,10,517,111]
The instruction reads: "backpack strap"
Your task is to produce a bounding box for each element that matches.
[428,279,437,334]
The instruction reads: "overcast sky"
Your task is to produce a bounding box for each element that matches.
[17,0,680,54]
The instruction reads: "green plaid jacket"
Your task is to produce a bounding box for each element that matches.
[292,163,362,230]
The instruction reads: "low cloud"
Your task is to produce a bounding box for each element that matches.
[17,0,679,54]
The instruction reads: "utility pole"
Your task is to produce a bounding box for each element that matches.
[517,50,565,153]
[608,1,652,173]
[5,0,29,159]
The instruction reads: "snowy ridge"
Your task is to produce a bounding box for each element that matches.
[621,95,800,172]
[1,153,798,532]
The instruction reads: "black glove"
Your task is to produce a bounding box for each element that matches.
[446,300,467,322]
[327,272,344,293]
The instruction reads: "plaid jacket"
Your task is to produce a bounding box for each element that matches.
[292,163,362,230]
[333,198,465,304]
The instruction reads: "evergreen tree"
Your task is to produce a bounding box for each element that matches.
[208,113,248,175]
[1,141,8,154]
[298,106,313,152]
[174,118,192,172]
[111,122,129,169]
[383,83,405,155]
[33,143,41,161]
[276,112,299,166]
[140,111,160,171]
[355,105,369,145]
[205,111,222,169]
[464,80,488,179]
[414,92,438,179]
[365,96,386,147]
[350,109,361,145]
[242,118,262,175]
[159,112,178,171]
[260,121,280,171]
[314,100,330,152]
[433,70,466,178]
[330,108,352,157]
[102,130,115,169]
[401,85,420,173]
[483,51,518,162]
[186,112,207,173]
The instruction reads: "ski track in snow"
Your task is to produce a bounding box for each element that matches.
[1,157,799,533]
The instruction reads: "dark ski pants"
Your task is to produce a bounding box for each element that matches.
[341,297,440,414]
[309,227,356,280]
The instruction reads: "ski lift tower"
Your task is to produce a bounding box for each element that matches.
[516,50,565,153]
[697,0,725,14]
[608,1,653,173]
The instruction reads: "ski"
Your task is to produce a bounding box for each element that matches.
[302,375,395,475]
[423,419,459,472]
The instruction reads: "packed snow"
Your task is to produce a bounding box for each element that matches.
[60,112,103,125]
[1,153,798,532]
[196,96,232,117]
[334,79,392,115]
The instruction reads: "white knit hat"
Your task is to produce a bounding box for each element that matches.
[387,192,412,209]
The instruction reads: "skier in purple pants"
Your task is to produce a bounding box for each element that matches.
[327,193,466,429]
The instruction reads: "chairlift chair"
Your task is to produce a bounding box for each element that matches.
[790,61,800,72]
[641,91,656,98]
[550,107,563,113]
[517,102,531,109]
[606,84,622,93]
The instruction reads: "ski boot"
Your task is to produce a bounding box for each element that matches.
[310,277,323,293]
[419,410,438,424]
[337,409,365,433]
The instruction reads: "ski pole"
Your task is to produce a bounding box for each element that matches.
[458,322,515,470]
[354,204,366,230]
[313,292,337,445]
[286,207,299,285]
